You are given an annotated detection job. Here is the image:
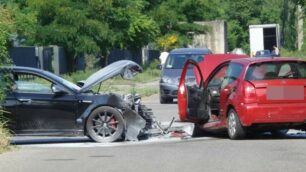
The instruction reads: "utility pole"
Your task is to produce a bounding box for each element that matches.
[296,4,304,50]
[281,0,289,46]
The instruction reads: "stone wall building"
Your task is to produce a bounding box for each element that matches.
[192,20,228,54]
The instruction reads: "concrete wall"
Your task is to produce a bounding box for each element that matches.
[192,20,227,53]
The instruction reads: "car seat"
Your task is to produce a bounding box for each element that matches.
[264,72,277,79]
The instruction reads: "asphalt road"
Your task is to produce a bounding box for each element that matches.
[1,94,306,172]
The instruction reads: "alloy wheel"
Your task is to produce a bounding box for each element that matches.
[86,106,124,142]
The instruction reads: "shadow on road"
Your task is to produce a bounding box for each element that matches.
[10,131,306,146]
[11,136,93,145]
[192,131,306,140]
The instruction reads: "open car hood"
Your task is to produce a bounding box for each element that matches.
[79,60,143,93]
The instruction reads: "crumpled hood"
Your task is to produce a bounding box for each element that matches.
[79,60,143,93]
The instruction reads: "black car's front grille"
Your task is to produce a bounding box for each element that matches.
[163,89,170,95]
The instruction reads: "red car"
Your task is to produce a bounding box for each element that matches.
[178,56,306,139]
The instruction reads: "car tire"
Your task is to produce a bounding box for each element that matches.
[227,109,246,140]
[160,95,166,104]
[160,96,172,104]
[270,129,289,137]
[86,106,125,143]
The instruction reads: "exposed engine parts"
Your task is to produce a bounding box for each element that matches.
[122,94,193,141]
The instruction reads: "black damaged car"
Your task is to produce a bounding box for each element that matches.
[0,60,154,143]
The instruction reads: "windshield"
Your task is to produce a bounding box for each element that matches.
[43,70,81,91]
[246,61,306,80]
[165,54,205,69]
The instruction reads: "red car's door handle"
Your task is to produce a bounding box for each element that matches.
[232,87,237,92]
[223,87,237,94]
[224,87,236,93]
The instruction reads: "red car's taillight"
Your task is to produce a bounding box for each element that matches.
[243,81,257,103]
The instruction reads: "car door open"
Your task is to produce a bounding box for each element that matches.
[178,59,209,123]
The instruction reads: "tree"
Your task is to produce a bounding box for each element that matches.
[0,5,13,64]
[221,0,264,52]
[23,0,159,70]
[180,0,220,22]
[148,0,211,49]
[0,5,13,151]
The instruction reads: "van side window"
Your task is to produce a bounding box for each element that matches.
[221,62,243,89]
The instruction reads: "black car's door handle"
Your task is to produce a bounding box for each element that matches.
[18,99,32,104]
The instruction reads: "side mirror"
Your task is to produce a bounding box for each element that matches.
[76,80,85,87]
[51,84,67,95]
[156,64,162,70]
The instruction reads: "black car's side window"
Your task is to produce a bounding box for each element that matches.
[221,62,243,89]
[13,73,53,94]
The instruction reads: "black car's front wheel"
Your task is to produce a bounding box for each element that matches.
[160,96,173,104]
[86,106,125,143]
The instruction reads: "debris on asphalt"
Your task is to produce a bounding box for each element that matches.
[123,94,194,142]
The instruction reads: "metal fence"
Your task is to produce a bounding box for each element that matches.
[9,47,161,75]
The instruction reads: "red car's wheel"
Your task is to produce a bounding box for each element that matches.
[227,109,246,140]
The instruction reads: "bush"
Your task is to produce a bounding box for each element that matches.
[0,77,12,153]
[281,48,306,59]
[0,119,10,153]
[62,59,161,84]
[0,6,13,153]
[62,69,97,83]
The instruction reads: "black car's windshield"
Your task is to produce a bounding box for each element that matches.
[165,54,205,69]
[43,70,81,91]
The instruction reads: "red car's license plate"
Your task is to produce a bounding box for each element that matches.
[267,86,304,100]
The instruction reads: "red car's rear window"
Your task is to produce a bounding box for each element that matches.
[245,61,306,80]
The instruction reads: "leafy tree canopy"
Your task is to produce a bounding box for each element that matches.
[1,0,305,62]
[4,0,159,70]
